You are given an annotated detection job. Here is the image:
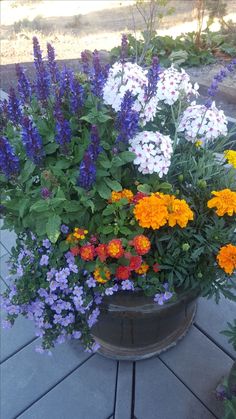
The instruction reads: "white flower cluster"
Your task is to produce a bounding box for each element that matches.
[103,62,159,125]
[177,101,228,143]
[156,66,199,106]
[129,131,173,177]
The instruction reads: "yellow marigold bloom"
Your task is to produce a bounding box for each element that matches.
[110,189,134,203]
[94,267,111,283]
[207,189,236,216]
[225,150,236,169]
[135,263,149,274]
[217,244,236,275]
[133,194,168,229]
[163,195,194,228]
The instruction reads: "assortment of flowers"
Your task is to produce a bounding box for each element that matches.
[0,37,236,353]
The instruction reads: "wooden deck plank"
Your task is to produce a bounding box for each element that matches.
[0,253,12,285]
[0,316,35,363]
[18,355,117,419]
[160,326,233,418]
[114,361,133,419]
[0,340,90,419]
[0,228,16,254]
[195,297,236,358]
[135,356,215,419]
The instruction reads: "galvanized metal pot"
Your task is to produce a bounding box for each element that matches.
[92,288,198,361]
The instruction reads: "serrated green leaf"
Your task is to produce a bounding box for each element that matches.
[30,200,49,213]
[97,182,111,199]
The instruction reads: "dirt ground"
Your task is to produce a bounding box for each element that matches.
[1,0,236,66]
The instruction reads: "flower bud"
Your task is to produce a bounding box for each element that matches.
[198,179,207,189]
[178,174,184,182]
[182,243,190,251]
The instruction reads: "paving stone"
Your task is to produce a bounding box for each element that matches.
[0,340,91,419]
[160,326,234,418]
[195,297,236,358]
[0,228,16,254]
[135,356,215,419]
[114,361,133,419]
[0,316,35,363]
[0,253,12,285]
[18,355,117,419]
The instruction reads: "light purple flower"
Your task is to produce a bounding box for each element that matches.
[35,345,44,354]
[61,224,69,234]
[17,265,24,277]
[72,331,82,339]
[38,288,48,298]
[88,308,100,328]
[42,239,51,249]
[86,277,96,288]
[68,263,78,274]
[40,254,49,266]
[2,319,12,329]
[65,251,75,264]
[121,280,134,291]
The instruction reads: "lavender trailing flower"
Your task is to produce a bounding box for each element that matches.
[0,136,20,179]
[21,116,44,164]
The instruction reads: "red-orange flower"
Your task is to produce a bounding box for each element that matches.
[70,246,80,256]
[115,266,130,280]
[153,263,160,273]
[94,266,111,283]
[129,255,142,271]
[132,235,151,255]
[135,263,149,274]
[96,244,108,262]
[80,244,95,261]
[107,239,124,259]
[132,192,148,204]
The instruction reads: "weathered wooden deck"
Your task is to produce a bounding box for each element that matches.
[0,229,235,419]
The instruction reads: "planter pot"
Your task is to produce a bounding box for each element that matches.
[92,288,198,361]
[228,361,236,396]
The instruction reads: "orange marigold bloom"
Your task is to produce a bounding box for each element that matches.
[217,244,236,275]
[107,239,124,258]
[207,189,236,216]
[94,267,111,283]
[66,233,76,244]
[80,244,95,261]
[132,235,151,255]
[135,263,149,275]
[115,266,130,280]
[96,244,108,262]
[133,194,168,229]
[110,189,134,203]
[73,228,88,240]
[163,195,194,228]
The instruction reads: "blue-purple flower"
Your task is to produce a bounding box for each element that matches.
[145,56,161,100]
[15,64,31,103]
[78,125,101,190]
[206,58,236,108]
[33,36,50,102]
[54,99,71,153]
[115,90,139,145]
[7,87,22,124]
[47,42,60,84]
[0,136,20,179]
[21,116,44,164]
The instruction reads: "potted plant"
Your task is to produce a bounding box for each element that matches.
[216,321,236,419]
[0,37,236,359]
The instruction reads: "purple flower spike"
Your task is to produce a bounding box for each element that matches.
[78,125,101,190]
[91,50,108,98]
[54,99,71,153]
[15,64,31,104]
[145,56,161,100]
[21,116,44,164]
[7,87,22,125]
[115,91,139,145]
[120,34,128,63]
[0,136,20,179]
[205,57,236,107]
[47,42,60,84]
[33,36,50,102]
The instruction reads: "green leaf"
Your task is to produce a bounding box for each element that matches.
[19,199,30,218]
[119,151,136,163]
[104,178,122,191]
[30,200,49,213]
[46,214,61,243]
[97,182,111,199]
[102,205,115,216]
[49,198,66,208]
[20,161,36,183]
[64,201,81,212]
[137,184,151,193]
[102,225,114,234]
[44,143,58,154]
[119,226,133,235]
